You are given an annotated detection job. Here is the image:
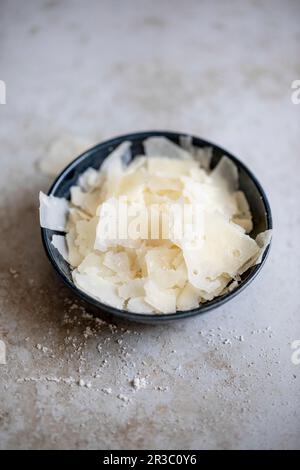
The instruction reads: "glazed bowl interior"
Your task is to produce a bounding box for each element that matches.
[41,131,272,323]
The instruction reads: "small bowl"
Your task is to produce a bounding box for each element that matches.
[41,131,272,323]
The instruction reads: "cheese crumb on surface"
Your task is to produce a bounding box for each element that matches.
[132,376,147,390]
[39,137,271,315]
[117,394,130,403]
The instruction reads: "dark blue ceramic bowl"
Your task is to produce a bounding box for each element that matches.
[41,131,272,323]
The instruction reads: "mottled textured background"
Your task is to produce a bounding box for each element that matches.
[0,0,300,450]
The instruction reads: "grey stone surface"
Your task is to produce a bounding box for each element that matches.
[0,0,299,450]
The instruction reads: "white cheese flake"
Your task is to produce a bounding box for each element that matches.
[51,234,69,262]
[39,192,69,231]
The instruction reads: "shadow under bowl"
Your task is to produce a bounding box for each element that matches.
[41,130,272,324]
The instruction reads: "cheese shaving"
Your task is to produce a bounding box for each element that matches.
[51,234,69,262]
[39,192,69,231]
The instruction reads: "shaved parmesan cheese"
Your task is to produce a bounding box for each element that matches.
[73,270,124,309]
[147,157,196,178]
[40,137,271,314]
[66,228,83,267]
[144,280,177,314]
[238,229,272,273]
[118,279,145,300]
[101,141,132,197]
[103,251,133,280]
[70,186,100,215]
[78,167,103,191]
[150,267,186,289]
[255,230,272,264]
[51,234,69,262]
[183,211,259,291]
[101,141,131,174]
[144,136,191,160]
[39,192,69,231]
[118,170,146,200]
[75,217,98,257]
[77,252,112,277]
[177,283,201,311]
[233,191,253,233]
[179,135,213,171]
[127,296,155,314]
[210,157,239,193]
[145,247,178,271]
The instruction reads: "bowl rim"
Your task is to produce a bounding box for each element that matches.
[41,130,273,323]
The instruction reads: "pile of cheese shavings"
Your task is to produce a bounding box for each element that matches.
[39,137,271,314]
